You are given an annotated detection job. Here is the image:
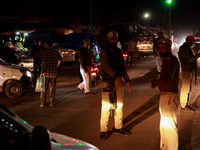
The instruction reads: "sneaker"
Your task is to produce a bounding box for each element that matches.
[40,104,45,108]
[115,128,130,135]
[50,103,55,107]
[100,132,108,140]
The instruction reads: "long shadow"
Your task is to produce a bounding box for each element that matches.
[123,94,160,131]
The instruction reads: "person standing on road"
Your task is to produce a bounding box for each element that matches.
[40,40,62,107]
[151,38,179,150]
[77,39,94,96]
[30,39,42,87]
[100,31,132,140]
[178,35,200,110]
[153,31,164,73]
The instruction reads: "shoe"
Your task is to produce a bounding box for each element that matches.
[115,128,130,135]
[50,103,55,107]
[85,92,95,96]
[77,87,84,94]
[182,104,195,111]
[40,104,45,108]
[100,132,108,140]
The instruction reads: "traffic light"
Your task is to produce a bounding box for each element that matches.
[165,0,172,5]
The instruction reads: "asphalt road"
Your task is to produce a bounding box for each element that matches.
[1,56,200,150]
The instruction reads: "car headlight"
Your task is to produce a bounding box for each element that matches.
[26,71,32,78]
[20,70,32,78]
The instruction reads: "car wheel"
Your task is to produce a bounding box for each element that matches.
[5,81,22,98]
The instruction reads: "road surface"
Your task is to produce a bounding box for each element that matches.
[1,56,200,150]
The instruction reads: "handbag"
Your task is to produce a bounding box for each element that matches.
[35,75,45,92]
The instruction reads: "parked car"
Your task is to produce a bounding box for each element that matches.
[0,59,33,98]
[0,104,99,150]
[54,43,75,63]
[19,46,62,71]
[19,54,34,71]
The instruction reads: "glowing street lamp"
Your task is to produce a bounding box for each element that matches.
[144,13,149,19]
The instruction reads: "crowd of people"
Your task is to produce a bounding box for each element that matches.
[1,30,200,150]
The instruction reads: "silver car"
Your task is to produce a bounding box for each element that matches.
[0,104,99,150]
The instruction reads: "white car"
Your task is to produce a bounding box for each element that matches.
[19,46,63,71]
[0,59,33,98]
[19,55,34,71]
[54,43,75,63]
[0,105,99,150]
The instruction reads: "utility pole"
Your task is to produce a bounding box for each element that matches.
[165,0,172,39]
[90,0,93,28]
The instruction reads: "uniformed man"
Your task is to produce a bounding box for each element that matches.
[153,31,164,73]
[100,31,132,140]
[151,38,179,150]
[178,35,200,110]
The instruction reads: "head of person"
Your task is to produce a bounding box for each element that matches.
[45,40,53,49]
[82,39,90,49]
[35,39,41,46]
[158,31,164,38]
[157,38,172,57]
[107,31,118,47]
[186,35,195,46]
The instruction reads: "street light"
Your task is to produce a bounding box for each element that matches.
[143,12,150,26]
[144,13,149,19]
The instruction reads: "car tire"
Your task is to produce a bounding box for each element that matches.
[5,80,22,98]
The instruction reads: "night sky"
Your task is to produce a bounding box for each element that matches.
[53,0,200,40]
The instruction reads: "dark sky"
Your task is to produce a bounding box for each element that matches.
[53,0,200,38]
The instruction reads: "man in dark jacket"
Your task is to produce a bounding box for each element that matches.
[178,35,200,110]
[151,38,179,150]
[77,39,93,95]
[100,31,131,140]
[30,39,42,86]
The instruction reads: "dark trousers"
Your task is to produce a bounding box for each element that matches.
[33,62,41,86]
[40,77,57,105]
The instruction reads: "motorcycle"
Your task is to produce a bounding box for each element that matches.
[123,52,129,66]
[90,64,101,87]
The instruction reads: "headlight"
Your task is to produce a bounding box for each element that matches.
[26,71,32,78]
[20,70,32,77]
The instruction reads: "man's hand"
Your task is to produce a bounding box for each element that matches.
[116,76,124,88]
[127,81,132,92]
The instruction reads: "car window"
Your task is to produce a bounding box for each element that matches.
[0,112,27,134]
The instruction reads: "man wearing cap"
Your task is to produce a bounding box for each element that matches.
[100,31,132,139]
[153,31,164,73]
[178,35,200,110]
[151,38,179,150]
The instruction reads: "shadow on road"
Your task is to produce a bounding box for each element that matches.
[123,94,160,132]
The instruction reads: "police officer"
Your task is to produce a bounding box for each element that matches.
[100,31,132,140]
[178,35,200,110]
[153,31,164,73]
[151,38,179,150]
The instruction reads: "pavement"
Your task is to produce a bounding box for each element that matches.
[1,56,200,150]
